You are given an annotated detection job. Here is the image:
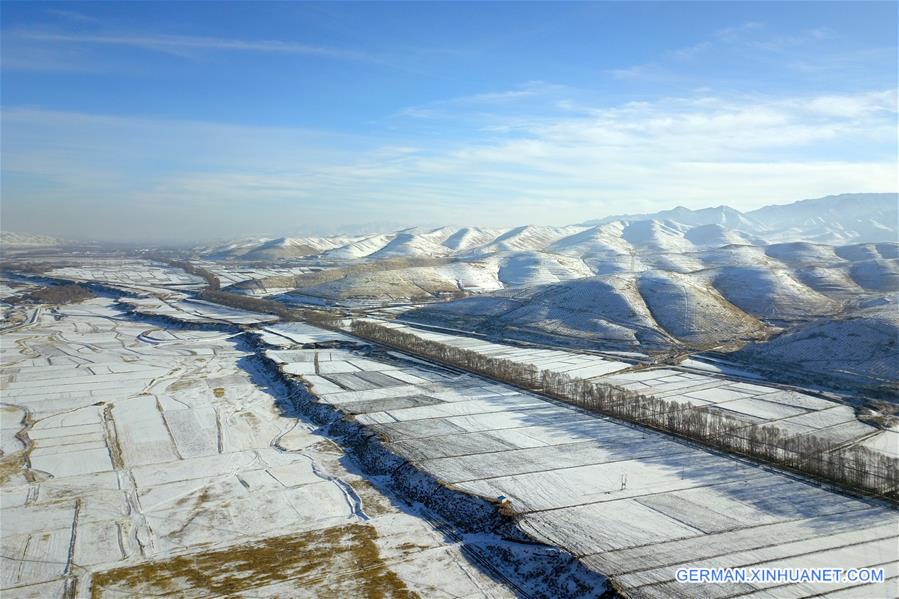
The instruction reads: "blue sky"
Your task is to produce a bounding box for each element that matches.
[1,1,896,242]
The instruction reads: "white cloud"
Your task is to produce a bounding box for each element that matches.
[713,21,767,44]
[670,41,712,61]
[607,64,657,80]
[804,90,897,118]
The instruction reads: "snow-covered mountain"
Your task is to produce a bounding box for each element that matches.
[203,193,896,262]
[402,243,892,350]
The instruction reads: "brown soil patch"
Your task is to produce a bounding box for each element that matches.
[90,524,416,598]
[314,439,344,455]
[347,479,395,518]
[212,387,225,398]
[237,410,261,432]
[0,452,26,485]
[1,406,34,484]
[166,378,196,392]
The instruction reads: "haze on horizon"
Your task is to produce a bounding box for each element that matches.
[1,1,897,243]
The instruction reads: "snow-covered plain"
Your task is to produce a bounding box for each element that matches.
[3,255,897,598]
[2,190,896,596]
[0,299,525,598]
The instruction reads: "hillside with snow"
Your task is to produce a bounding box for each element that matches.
[734,297,899,389]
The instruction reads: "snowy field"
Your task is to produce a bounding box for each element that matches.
[368,321,897,458]
[46,259,205,292]
[0,299,520,598]
[120,295,278,325]
[261,323,899,598]
[261,321,357,345]
[0,281,34,302]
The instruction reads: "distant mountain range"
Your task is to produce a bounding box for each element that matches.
[584,193,897,244]
[204,193,897,261]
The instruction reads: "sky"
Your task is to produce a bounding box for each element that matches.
[1,1,897,242]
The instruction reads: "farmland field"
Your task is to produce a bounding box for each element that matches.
[1,298,551,597]
[259,321,899,598]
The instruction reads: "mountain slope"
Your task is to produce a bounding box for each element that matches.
[404,275,671,347]
[368,232,452,259]
[709,266,841,321]
[735,299,899,388]
[404,271,771,350]
[636,270,767,345]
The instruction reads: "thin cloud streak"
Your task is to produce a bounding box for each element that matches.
[608,21,841,82]
[16,30,376,62]
[44,9,102,24]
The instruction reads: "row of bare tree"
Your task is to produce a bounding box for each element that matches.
[13,283,95,305]
[350,319,899,500]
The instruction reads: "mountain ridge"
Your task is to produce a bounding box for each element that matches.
[201,193,896,261]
